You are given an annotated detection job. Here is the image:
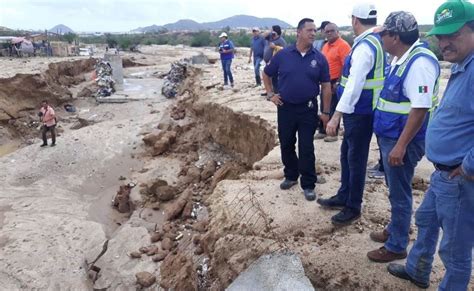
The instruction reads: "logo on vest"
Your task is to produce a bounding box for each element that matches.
[310,59,318,68]
[436,9,453,24]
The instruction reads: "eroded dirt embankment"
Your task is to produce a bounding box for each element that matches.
[0,59,95,121]
[121,67,278,290]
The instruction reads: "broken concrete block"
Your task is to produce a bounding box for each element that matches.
[226,252,314,291]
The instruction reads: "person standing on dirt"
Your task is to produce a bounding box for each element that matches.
[387,1,474,290]
[317,3,386,226]
[39,100,57,147]
[315,22,351,142]
[218,32,235,88]
[249,27,265,87]
[262,18,332,201]
[365,11,440,263]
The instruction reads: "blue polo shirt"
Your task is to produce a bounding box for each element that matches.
[219,39,234,60]
[425,52,474,175]
[264,45,330,104]
[251,35,265,58]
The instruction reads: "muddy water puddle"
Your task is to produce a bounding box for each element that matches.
[0,142,21,158]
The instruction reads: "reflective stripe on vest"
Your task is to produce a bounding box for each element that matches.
[340,34,385,109]
[376,47,440,115]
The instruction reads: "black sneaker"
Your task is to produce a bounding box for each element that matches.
[387,264,429,289]
[316,195,345,209]
[280,179,297,190]
[40,143,48,147]
[331,208,361,226]
[303,189,316,201]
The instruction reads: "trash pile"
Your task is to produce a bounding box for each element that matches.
[162,59,189,98]
[94,59,115,97]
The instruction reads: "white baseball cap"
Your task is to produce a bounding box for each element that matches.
[352,3,377,19]
[219,32,228,38]
[252,27,260,32]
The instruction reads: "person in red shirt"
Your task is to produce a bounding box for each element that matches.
[315,23,351,142]
[39,100,57,147]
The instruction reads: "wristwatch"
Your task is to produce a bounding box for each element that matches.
[267,92,275,98]
[321,111,331,115]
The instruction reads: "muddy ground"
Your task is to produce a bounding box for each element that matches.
[0,45,472,290]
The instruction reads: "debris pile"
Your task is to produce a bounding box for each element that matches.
[94,59,115,97]
[161,60,189,98]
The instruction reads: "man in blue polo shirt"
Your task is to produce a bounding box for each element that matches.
[218,32,235,87]
[387,1,474,290]
[249,27,265,87]
[263,18,332,201]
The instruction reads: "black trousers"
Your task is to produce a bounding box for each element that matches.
[318,79,339,134]
[277,99,318,190]
[42,124,56,145]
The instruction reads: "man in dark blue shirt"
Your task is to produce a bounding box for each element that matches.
[218,32,235,87]
[248,27,266,86]
[263,18,332,201]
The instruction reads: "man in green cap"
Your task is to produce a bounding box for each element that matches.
[387,0,474,290]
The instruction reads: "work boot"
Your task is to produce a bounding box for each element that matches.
[40,143,48,147]
[303,189,316,201]
[317,195,345,209]
[324,136,338,142]
[370,228,389,243]
[280,179,297,190]
[50,143,56,147]
[314,133,326,140]
[387,264,429,289]
[331,207,361,226]
[367,247,407,263]
[368,170,385,179]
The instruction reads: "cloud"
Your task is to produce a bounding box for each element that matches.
[0,0,447,32]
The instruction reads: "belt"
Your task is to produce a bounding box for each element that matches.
[433,163,460,172]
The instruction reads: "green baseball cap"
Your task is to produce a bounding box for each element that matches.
[427,0,474,36]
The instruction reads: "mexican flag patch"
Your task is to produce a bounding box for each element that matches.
[418,86,428,93]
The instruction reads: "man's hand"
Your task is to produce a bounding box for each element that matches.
[319,114,330,129]
[270,94,283,106]
[269,42,276,49]
[388,144,406,167]
[326,115,340,136]
[449,166,474,181]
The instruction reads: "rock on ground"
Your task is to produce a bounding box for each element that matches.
[226,252,314,291]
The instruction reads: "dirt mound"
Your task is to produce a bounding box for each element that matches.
[0,58,95,121]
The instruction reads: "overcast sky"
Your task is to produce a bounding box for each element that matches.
[0,0,447,32]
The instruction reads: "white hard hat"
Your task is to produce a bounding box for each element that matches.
[219,32,228,38]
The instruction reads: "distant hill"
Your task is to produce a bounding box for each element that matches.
[0,26,13,32]
[132,15,292,32]
[203,15,291,30]
[49,24,74,35]
[164,19,204,31]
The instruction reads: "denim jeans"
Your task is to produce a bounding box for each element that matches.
[253,56,262,85]
[336,113,373,211]
[379,137,425,254]
[277,100,318,190]
[405,170,474,290]
[221,59,234,85]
